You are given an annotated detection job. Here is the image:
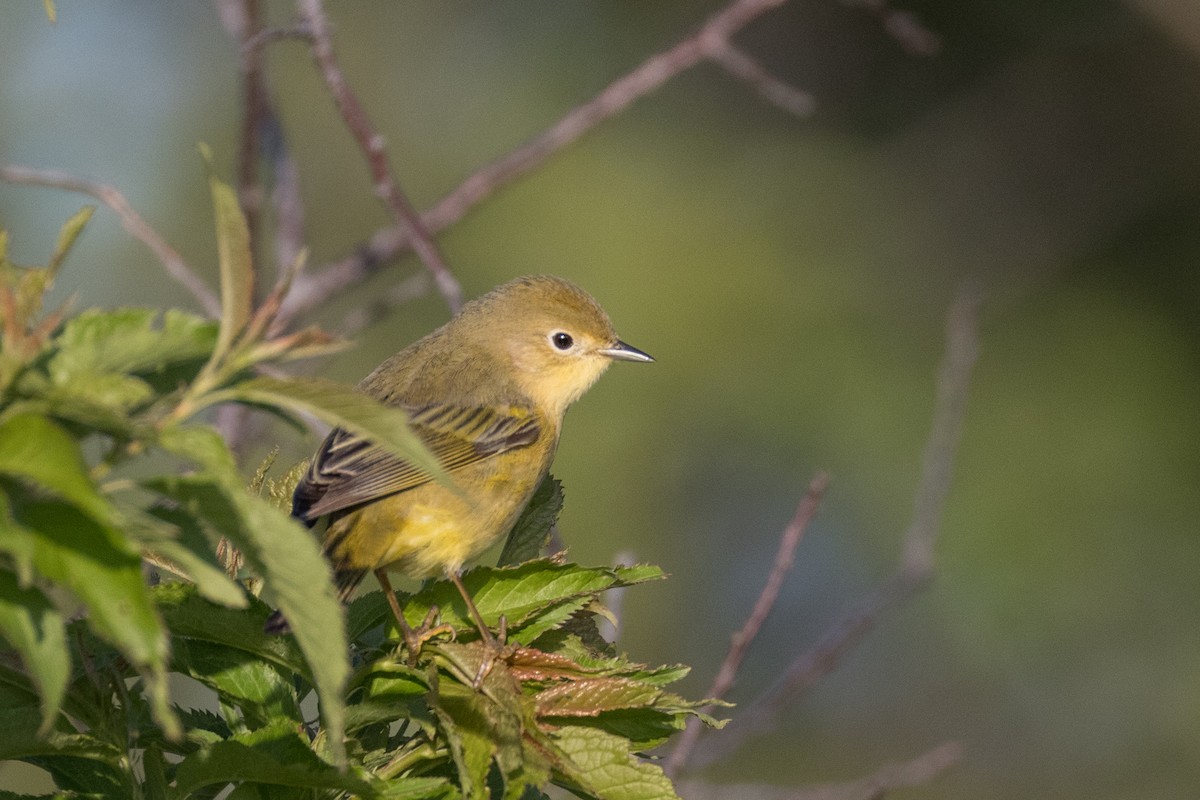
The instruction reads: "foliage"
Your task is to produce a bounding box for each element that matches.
[0,171,719,797]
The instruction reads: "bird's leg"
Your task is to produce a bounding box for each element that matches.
[375,569,452,664]
[447,570,509,687]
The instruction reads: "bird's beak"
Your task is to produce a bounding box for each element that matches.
[598,339,654,363]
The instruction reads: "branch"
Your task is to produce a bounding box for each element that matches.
[709,43,815,117]
[336,270,429,338]
[692,283,982,769]
[279,0,793,323]
[215,0,270,285]
[294,0,463,316]
[0,165,221,317]
[665,472,829,777]
[848,0,941,56]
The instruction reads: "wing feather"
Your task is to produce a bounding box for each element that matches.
[292,403,541,522]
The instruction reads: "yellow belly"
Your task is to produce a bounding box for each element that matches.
[323,451,547,579]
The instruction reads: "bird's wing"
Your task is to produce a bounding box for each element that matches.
[292,403,541,522]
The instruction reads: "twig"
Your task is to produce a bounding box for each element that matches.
[0,165,221,317]
[294,0,463,315]
[337,270,429,338]
[692,284,982,769]
[848,0,941,56]
[267,117,308,283]
[279,0,793,324]
[665,472,829,777]
[219,0,269,284]
[676,740,962,800]
[709,42,816,117]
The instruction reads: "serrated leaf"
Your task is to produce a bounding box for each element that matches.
[428,646,524,800]
[200,144,253,366]
[535,678,661,718]
[151,559,310,681]
[173,706,233,747]
[507,648,596,682]
[0,568,68,734]
[498,476,563,566]
[151,427,349,763]
[0,707,129,796]
[48,370,154,412]
[358,562,665,639]
[50,308,216,386]
[560,710,684,752]
[376,777,459,799]
[173,638,301,726]
[201,375,449,489]
[0,413,116,527]
[550,727,679,800]
[4,499,174,737]
[507,596,592,646]
[171,720,379,799]
[516,634,688,688]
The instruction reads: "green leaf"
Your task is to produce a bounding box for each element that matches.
[153,582,306,677]
[134,505,247,608]
[0,568,68,734]
[0,707,129,796]
[376,777,459,800]
[201,375,450,489]
[172,638,301,727]
[498,476,563,566]
[152,427,349,763]
[4,499,174,737]
[428,646,525,800]
[200,144,253,366]
[0,413,115,529]
[507,597,592,646]
[348,658,434,734]
[535,678,661,718]
[171,720,379,799]
[143,744,169,800]
[550,727,679,800]
[46,206,93,279]
[358,561,665,637]
[50,308,216,387]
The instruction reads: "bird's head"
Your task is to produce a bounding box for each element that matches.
[460,275,653,417]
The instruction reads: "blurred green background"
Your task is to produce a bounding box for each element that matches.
[3,1,1199,797]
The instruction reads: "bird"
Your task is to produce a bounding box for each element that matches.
[265,275,653,658]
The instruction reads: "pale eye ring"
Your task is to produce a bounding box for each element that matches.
[550,331,574,351]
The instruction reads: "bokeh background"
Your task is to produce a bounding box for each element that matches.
[3,1,1199,797]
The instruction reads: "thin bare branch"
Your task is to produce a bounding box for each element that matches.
[216,0,270,284]
[847,0,941,56]
[710,43,815,117]
[677,740,962,800]
[665,472,829,777]
[337,270,430,338]
[692,283,982,769]
[294,0,463,315]
[0,164,221,317]
[280,0,793,323]
[268,120,308,283]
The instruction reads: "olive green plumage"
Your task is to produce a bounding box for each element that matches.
[288,275,652,614]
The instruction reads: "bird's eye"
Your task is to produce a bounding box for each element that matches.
[550,331,574,351]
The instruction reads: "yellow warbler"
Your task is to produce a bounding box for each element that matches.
[267,275,652,654]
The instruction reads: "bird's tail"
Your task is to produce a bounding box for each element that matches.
[263,567,368,635]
